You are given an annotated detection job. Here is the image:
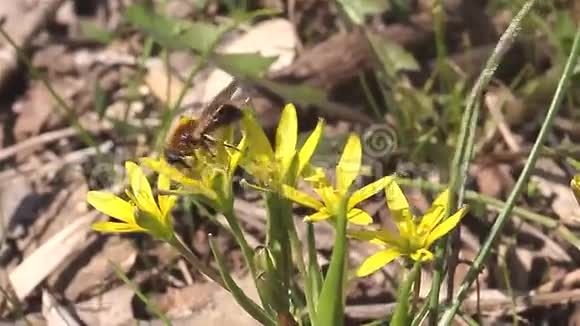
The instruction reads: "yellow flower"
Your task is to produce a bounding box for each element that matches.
[87,161,177,241]
[352,181,468,277]
[281,133,394,225]
[141,126,247,207]
[572,175,580,205]
[241,103,323,187]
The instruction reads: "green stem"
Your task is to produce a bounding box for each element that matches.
[111,261,171,325]
[315,196,349,326]
[223,192,277,315]
[358,73,383,119]
[391,261,421,326]
[287,216,317,324]
[168,234,227,289]
[439,21,580,326]
[222,199,259,279]
[428,1,537,323]
[264,193,292,309]
[307,223,323,304]
[433,0,450,93]
[209,236,277,326]
[411,297,430,326]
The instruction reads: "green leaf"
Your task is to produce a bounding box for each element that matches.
[93,80,108,120]
[124,4,225,53]
[80,21,114,44]
[337,0,390,25]
[214,52,277,78]
[231,8,283,23]
[181,22,229,54]
[367,31,419,78]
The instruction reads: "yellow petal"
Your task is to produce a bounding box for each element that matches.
[214,126,235,164]
[356,248,401,277]
[87,191,136,224]
[348,176,395,209]
[281,185,324,210]
[417,205,445,235]
[141,158,217,200]
[298,118,324,175]
[242,111,274,163]
[348,229,379,242]
[305,209,332,222]
[303,165,329,187]
[349,229,402,247]
[425,207,468,248]
[125,161,160,217]
[347,208,373,225]
[419,189,450,232]
[336,134,361,194]
[91,221,144,233]
[229,134,247,174]
[157,173,177,221]
[432,188,450,207]
[314,186,338,212]
[275,104,298,171]
[384,181,412,224]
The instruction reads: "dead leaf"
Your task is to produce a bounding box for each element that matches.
[8,211,97,300]
[75,285,135,325]
[0,174,34,241]
[12,81,54,144]
[149,276,260,326]
[58,236,137,301]
[532,159,580,227]
[144,58,193,109]
[203,18,298,102]
[472,162,514,198]
[154,283,216,317]
[42,290,81,326]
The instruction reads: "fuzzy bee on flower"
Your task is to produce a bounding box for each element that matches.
[163,80,250,166]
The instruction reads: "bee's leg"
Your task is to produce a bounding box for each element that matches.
[198,137,217,157]
[202,134,239,151]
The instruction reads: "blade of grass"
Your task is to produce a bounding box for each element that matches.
[390,261,421,326]
[428,1,538,323]
[208,235,277,326]
[168,234,227,289]
[286,207,318,323]
[438,21,580,326]
[358,73,383,119]
[0,285,32,326]
[110,260,171,326]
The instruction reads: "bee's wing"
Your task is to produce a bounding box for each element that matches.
[193,80,241,135]
[194,79,250,135]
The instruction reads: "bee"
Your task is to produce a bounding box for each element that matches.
[164,80,249,165]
